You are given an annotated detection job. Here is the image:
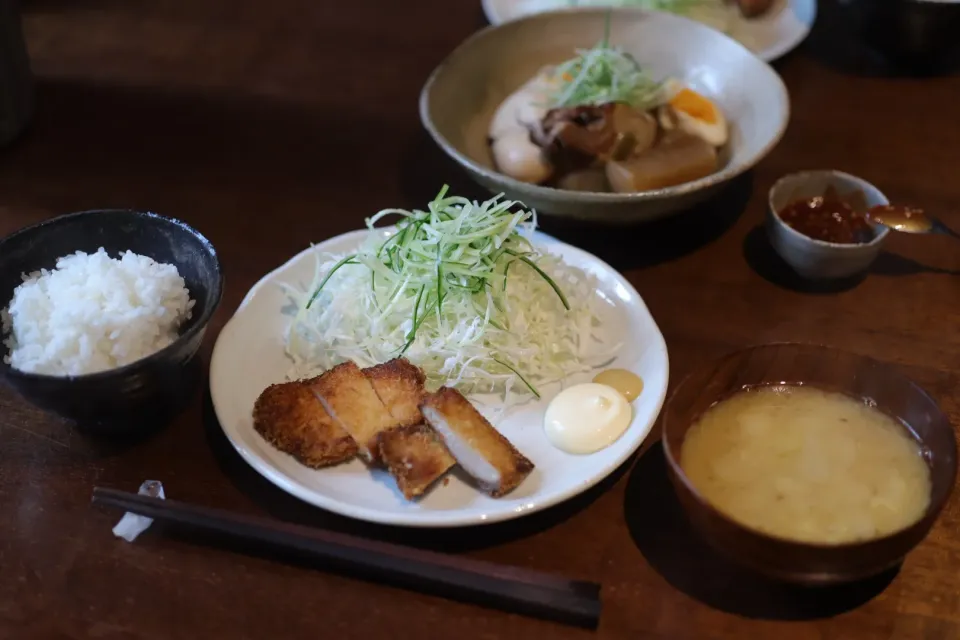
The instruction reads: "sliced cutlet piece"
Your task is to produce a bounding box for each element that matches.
[363,358,426,427]
[421,387,535,497]
[377,423,456,500]
[252,380,358,468]
[310,361,400,463]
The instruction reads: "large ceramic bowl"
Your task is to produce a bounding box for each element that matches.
[662,343,957,586]
[420,8,790,224]
[0,210,223,433]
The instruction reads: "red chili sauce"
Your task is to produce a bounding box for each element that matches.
[778,196,876,244]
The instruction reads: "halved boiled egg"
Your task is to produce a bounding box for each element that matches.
[659,80,728,147]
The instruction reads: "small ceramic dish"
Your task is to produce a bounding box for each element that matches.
[767,170,890,280]
[662,343,957,586]
[0,210,223,432]
[420,8,790,224]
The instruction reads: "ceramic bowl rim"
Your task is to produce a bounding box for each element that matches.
[419,6,791,203]
[768,169,891,249]
[0,208,224,383]
[661,341,958,551]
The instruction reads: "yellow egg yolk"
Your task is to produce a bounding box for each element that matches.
[669,88,719,124]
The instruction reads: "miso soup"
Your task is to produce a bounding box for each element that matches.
[680,385,932,545]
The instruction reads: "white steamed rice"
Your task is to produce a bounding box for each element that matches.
[1,248,195,376]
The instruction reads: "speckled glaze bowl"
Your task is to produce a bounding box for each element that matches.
[0,210,223,433]
[767,170,890,280]
[420,8,790,224]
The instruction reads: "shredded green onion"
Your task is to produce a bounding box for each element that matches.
[305,254,357,309]
[550,18,666,110]
[283,187,615,408]
[493,358,542,399]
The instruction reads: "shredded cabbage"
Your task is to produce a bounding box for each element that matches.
[281,187,615,411]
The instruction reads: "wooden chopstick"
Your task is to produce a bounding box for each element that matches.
[91,487,602,628]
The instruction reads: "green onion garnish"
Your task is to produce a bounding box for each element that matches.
[287,187,612,404]
[550,13,665,110]
[305,254,358,309]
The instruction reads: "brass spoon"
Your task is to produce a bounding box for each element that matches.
[867,205,960,240]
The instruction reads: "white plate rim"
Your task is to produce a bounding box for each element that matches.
[210,229,670,527]
[479,0,818,63]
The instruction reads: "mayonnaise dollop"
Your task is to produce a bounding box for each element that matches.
[543,383,632,454]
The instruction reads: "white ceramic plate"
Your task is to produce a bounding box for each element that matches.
[480,0,817,62]
[209,229,669,527]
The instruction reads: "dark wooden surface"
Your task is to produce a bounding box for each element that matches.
[2,1,959,638]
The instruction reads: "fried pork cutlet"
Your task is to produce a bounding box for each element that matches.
[421,387,535,497]
[363,358,426,427]
[377,423,456,499]
[310,361,400,463]
[252,380,358,468]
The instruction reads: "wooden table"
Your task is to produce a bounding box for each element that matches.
[2,1,959,638]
